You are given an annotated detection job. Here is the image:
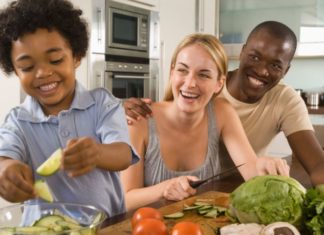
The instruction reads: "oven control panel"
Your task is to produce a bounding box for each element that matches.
[106,61,149,73]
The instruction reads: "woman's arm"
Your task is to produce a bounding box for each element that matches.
[214,98,289,180]
[120,117,196,211]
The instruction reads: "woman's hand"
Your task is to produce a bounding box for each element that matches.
[256,156,290,176]
[62,137,100,177]
[0,158,35,202]
[162,175,198,201]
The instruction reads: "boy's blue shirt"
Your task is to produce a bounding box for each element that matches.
[0,81,139,217]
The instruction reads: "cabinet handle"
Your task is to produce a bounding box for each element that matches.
[195,0,204,32]
[97,8,102,43]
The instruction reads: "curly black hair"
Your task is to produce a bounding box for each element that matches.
[0,0,89,75]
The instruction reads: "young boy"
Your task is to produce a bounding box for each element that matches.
[0,0,138,217]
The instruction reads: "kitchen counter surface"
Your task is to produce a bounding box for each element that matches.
[99,156,312,231]
[308,106,324,114]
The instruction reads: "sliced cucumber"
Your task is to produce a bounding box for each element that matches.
[53,209,79,225]
[34,215,63,228]
[34,179,54,202]
[163,212,184,219]
[56,220,82,230]
[15,226,49,232]
[36,148,62,176]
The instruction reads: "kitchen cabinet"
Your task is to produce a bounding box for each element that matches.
[114,0,159,11]
[216,0,324,58]
[159,0,217,99]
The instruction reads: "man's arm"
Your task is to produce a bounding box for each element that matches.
[123,98,153,124]
[287,130,324,185]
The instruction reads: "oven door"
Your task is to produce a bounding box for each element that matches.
[105,72,150,99]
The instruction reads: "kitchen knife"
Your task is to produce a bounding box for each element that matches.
[189,163,245,188]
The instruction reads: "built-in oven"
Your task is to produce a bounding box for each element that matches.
[105,60,151,99]
[92,0,150,58]
[91,54,156,100]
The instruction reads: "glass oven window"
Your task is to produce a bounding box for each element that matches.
[112,13,138,46]
[112,78,144,99]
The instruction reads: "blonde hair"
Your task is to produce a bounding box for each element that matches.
[163,33,228,101]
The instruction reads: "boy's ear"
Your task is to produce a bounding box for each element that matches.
[74,57,81,68]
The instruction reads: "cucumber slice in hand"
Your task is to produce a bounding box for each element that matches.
[34,179,54,202]
[36,148,62,176]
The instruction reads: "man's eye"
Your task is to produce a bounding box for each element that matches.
[249,55,259,61]
[271,64,282,71]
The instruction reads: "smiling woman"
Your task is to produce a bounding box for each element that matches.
[120,33,290,211]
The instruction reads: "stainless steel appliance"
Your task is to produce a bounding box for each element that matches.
[90,0,159,101]
[92,0,150,58]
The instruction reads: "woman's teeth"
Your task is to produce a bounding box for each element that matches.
[181,91,199,98]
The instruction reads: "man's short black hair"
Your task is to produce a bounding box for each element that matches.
[0,0,89,74]
[246,21,297,60]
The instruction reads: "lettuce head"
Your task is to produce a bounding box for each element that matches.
[228,175,306,227]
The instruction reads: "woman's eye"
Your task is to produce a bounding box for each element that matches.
[177,68,187,74]
[199,73,210,79]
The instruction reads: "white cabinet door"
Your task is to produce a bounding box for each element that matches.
[159,0,216,99]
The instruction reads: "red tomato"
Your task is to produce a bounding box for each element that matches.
[132,218,168,235]
[131,207,163,228]
[171,221,204,235]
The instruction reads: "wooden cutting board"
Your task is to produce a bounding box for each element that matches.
[99,191,232,235]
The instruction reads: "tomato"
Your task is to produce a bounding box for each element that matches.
[131,207,163,228]
[132,218,168,235]
[171,221,203,235]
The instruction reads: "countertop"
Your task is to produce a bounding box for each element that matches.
[308,106,324,114]
[99,156,312,231]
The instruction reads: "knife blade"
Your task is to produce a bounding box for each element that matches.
[189,163,245,188]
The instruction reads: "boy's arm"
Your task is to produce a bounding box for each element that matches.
[0,156,35,202]
[62,138,132,177]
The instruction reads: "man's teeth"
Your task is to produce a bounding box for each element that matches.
[181,91,199,98]
[40,82,58,91]
[249,77,264,86]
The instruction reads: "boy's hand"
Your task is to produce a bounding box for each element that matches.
[62,137,100,177]
[123,98,153,125]
[0,158,35,202]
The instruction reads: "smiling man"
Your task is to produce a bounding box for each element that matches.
[124,21,324,186]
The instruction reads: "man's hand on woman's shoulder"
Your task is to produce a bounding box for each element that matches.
[123,98,153,125]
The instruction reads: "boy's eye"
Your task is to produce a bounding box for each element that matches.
[21,66,34,72]
[50,58,63,64]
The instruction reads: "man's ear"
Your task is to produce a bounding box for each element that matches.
[283,64,291,77]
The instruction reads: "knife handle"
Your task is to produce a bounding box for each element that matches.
[189,180,206,189]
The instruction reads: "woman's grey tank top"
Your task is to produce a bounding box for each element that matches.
[144,102,222,186]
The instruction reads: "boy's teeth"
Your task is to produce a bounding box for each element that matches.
[249,77,264,86]
[40,82,57,91]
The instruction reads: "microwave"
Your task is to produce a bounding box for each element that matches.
[92,0,150,58]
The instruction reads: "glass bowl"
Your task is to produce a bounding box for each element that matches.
[0,202,106,234]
